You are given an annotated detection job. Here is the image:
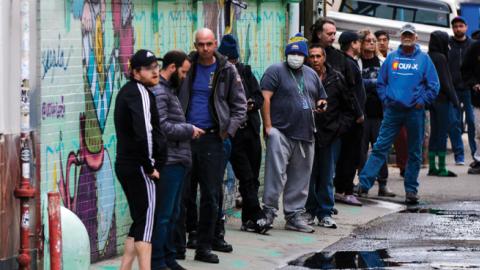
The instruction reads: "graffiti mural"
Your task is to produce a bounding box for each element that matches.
[41,0,136,262]
[40,0,287,263]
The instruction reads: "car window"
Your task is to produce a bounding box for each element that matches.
[340,0,450,27]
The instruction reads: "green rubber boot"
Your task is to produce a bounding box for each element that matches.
[437,151,457,177]
[428,151,438,176]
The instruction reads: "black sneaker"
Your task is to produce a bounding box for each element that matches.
[468,166,480,175]
[355,186,369,197]
[194,250,219,264]
[378,186,396,197]
[212,238,233,253]
[241,219,271,234]
[168,263,187,270]
[186,231,198,249]
[405,192,419,205]
[175,252,186,260]
[469,160,480,168]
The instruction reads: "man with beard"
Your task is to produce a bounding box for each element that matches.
[261,33,327,233]
[448,16,476,165]
[356,24,439,205]
[177,28,246,264]
[150,50,201,270]
[114,49,167,270]
[217,34,269,234]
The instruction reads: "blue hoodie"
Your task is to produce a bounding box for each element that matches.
[377,44,440,109]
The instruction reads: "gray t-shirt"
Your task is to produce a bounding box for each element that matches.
[261,63,327,142]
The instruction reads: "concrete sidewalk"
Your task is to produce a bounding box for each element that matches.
[91,136,477,270]
[91,199,403,270]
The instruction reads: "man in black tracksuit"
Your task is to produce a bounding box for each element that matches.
[334,31,366,206]
[217,34,268,233]
[114,49,167,270]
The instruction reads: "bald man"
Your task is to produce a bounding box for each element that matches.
[176,28,247,264]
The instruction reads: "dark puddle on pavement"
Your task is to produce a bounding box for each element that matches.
[401,207,480,217]
[288,249,402,269]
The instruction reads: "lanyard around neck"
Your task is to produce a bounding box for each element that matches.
[289,68,305,95]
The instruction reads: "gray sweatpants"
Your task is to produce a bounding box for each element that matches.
[262,127,315,218]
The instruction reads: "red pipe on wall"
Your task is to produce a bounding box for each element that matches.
[47,192,62,270]
[14,136,35,270]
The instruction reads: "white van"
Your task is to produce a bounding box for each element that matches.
[322,0,458,50]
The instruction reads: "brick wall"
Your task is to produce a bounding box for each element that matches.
[39,0,287,263]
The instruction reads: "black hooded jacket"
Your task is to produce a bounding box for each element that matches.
[428,31,459,107]
[315,64,357,148]
[461,40,480,108]
[448,36,472,90]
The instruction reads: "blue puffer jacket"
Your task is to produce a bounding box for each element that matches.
[377,44,440,109]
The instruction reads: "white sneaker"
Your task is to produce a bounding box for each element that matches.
[318,216,337,229]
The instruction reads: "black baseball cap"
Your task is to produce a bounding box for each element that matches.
[338,31,359,45]
[451,16,467,25]
[130,49,160,69]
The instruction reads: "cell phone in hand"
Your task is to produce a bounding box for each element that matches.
[316,103,327,111]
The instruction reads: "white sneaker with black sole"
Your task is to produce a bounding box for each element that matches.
[318,216,337,229]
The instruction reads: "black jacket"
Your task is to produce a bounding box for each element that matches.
[315,64,357,148]
[151,77,193,168]
[344,53,366,118]
[358,56,384,119]
[428,31,460,107]
[236,63,263,135]
[114,80,167,174]
[448,36,473,90]
[461,40,480,108]
[178,52,247,137]
[325,46,355,87]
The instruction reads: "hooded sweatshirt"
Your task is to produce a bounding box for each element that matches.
[428,31,460,107]
[377,44,440,109]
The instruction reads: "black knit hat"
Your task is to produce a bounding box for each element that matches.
[218,34,239,59]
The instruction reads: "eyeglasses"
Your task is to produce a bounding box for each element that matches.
[364,39,377,43]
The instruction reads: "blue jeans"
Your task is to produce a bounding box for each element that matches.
[306,138,341,219]
[449,90,477,161]
[429,102,451,152]
[359,107,425,194]
[152,164,186,269]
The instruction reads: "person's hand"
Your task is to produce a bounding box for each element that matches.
[473,84,480,92]
[149,169,160,180]
[415,103,424,109]
[356,115,365,124]
[315,99,328,113]
[264,125,273,137]
[192,126,205,139]
[247,98,255,111]
[220,131,229,140]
